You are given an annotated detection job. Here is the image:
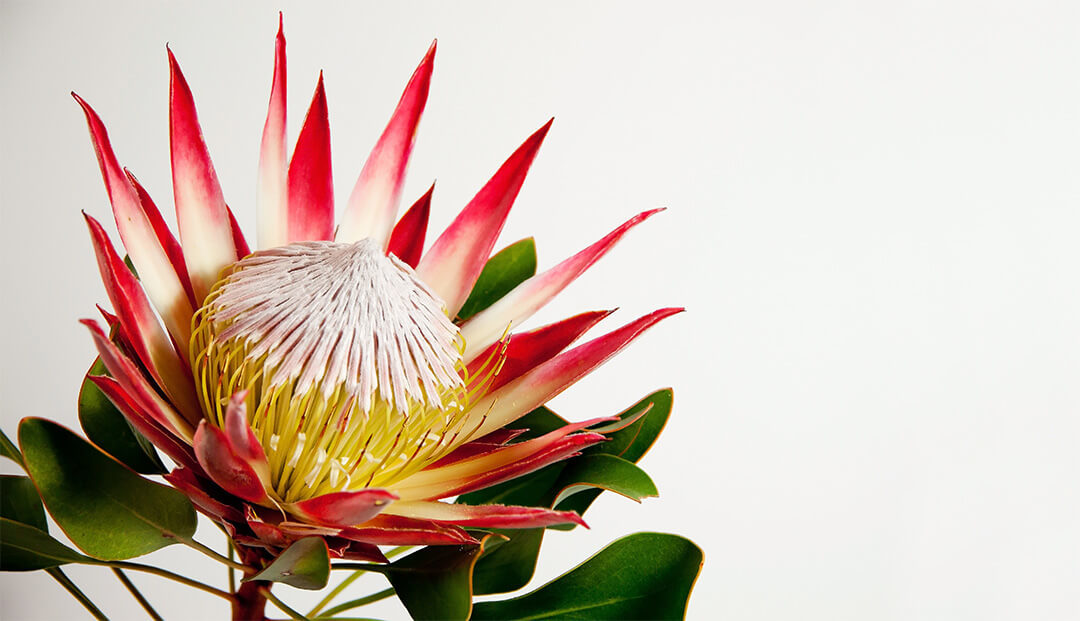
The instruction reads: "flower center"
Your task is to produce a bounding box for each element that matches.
[190,239,473,503]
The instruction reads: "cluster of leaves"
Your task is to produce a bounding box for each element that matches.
[0,238,702,619]
[407,388,700,620]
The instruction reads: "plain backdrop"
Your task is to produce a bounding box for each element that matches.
[2,1,1078,619]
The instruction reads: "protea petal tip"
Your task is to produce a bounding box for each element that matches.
[167,47,239,301]
[416,119,553,315]
[338,40,436,246]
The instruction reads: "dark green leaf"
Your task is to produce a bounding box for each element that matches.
[457,238,537,321]
[247,537,330,590]
[551,454,657,507]
[0,518,91,571]
[551,389,673,528]
[472,528,545,595]
[462,391,674,585]
[123,254,139,278]
[78,358,166,474]
[0,476,47,531]
[0,427,21,465]
[464,456,657,592]
[546,490,601,529]
[590,389,673,463]
[471,532,703,620]
[385,532,504,621]
[508,407,570,441]
[19,418,196,560]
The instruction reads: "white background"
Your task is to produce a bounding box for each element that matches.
[2,1,1078,619]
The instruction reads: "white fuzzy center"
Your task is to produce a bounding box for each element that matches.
[204,239,463,414]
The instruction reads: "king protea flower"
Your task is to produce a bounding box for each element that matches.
[74,18,679,565]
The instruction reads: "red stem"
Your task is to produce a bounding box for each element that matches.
[231,580,268,621]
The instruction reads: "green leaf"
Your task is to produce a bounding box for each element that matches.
[457,238,537,321]
[471,532,703,620]
[551,454,657,507]
[0,427,21,465]
[545,491,600,530]
[462,391,674,587]
[247,537,330,590]
[78,358,165,474]
[0,518,91,571]
[19,417,196,561]
[508,407,570,441]
[123,254,139,278]
[385,533,505,621]
[465,457,655,595]
[0,476,47,531]
[471,528,544,595]
[550,389,673,528]
[591,389,673,463]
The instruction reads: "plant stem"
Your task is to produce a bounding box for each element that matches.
[228,539,237,593]
[261,586,310,621]
[308,569,365,617]
[308,571,361,617]
[93,560,233,601]
[384,545,411,560]
[316,588,395,618]
[47,567,107,620]
[309,547,410,616]
[233,580,268,621]
[178,535,252,572]
[112,568,163,621]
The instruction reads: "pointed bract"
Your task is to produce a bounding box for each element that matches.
[222,392,268,466]
[383,500,587,529]
[82,319,194,441]
[463,308,683,440]
[466,310,613,393]
[168,48,239,301]
[386,183,433,268]
[286,74,334,242]
[338,41,435,246]
[92,376,201,473]
[74,94,196,348]
[124,170,197,306]
[164,467,245,523]
[96,305,120,332]
[394,419,609,501]
[427,428,528,468]
[338,515,478,546]
[227,205,251,257]
[289,489,397,527]
[257,15,288,249]
[83,213,201,423]
[194,417,272,505]
[245,509,292,547]
[325,538,388,563]
[416,120,552,314]
[461,209,662,361]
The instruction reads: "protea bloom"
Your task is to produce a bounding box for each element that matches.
[75,17,677,586]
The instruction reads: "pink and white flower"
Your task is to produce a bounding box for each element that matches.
[75,16,678,563]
